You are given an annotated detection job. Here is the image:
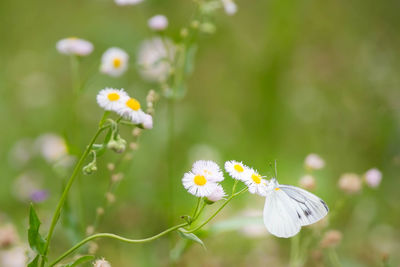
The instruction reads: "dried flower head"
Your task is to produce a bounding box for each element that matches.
[320,230,342,248]
[93,258,111,267]
[299,174,316,190]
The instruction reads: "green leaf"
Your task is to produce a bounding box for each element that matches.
[28,255,40,267]
[28,204,46,255]
[178,229,206,249]
[60,255,95,267]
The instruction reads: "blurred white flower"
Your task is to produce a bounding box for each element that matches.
[304,153,325,170]
[338,173,362,194]
[148,15,168,31]
[299,174,316,190]
[0,224,19,248]
[9,139,34,167]
[115,0,143,6]
[206,185,226,202]
[100,47,129,77]
[56,37,93,56]
[35,133,67,163]
[364,168,382,188]
[96,88,128,112]
[117,96,147,124]
[243,168,268,197]
[137,37,175,82]
[192,160,224,182]
[225,160,249,181]
[221,0,237,15]
[0,246,27,267]
[93,258,111,267]
[142,114,153,129]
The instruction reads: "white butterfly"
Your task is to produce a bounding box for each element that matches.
[263,178,329,238]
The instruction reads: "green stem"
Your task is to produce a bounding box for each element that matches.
[193,201,206,221]
[289,233,300,267]
[191,198,202,218]
[186,187,248,233]
[328,248,342,267]
[167,98,175,226]
[40,121,110,267]
[49,223,188,267]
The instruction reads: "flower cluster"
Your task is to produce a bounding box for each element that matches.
[96,88,152,128]
[182,160,269,200]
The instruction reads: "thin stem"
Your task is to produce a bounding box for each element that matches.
[186,187,248,233]
[231,180,238,194]
[49,223,188,267]
[166,97,175,226]
[289,233,300,267]
[328,248,342,267]
[40,121,109,267]
[193,201,206,221]
[191,198,202,218]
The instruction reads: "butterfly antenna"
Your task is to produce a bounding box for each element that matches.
[274,160,278,178]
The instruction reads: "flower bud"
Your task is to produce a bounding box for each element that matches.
[200,23,216,34]
[338,173,361,194]
[305,153,325,170]
[0,224,18,248]
[205,185,226,204]
[107,135,127,153]
[82,161,97,175]
[106,192,115,204]
[148,15,168,31]
[142,114,153,129]
[320,230,342,248]
[132,128,142,137]
[364,168,382,188]
[299,175,316,190]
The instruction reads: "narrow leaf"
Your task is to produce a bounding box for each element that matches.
[28,255,40,267]
[178,229,206,249]
[28,204,46,255]
[61,255,95,267]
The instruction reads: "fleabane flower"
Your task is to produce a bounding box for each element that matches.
[225,160,248,181]
[243,168,268,196]
[100,47,129,77]
[305,153,325,170]
[206,185,226,203]
[96,88,128,111]
[56,37,93,56]
[148,15,168,31]
[221,0,237,15]
[117,96,147,124]
[137,37,175,82]
[115,0,143,5]
[192,160,224,182]
[182,170,218,197]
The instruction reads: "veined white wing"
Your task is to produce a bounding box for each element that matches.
[263,187,301,238]
[279,185,329,226]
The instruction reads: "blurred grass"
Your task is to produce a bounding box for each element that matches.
[1,0,400,266]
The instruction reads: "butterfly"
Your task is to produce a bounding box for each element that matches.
[263,178,329,238]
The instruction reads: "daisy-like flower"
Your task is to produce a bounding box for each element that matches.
[243,168,268,196]
[225,160,248,181]
[100,47,129,77]
[221,0,237,16]
[56,37,93,56]
[96,88,128,111]
[192,160,224,182]
[137,37,175,82]
[115,0,143,5]
[117,95,147,124]
[148,15,168,31]
[206,184,226,202]
[182,171,218,197]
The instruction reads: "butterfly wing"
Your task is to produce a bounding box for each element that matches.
[279,185,329,226]
[263,188,301,238]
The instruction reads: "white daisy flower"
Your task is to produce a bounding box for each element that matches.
[137,37,175,82]
[224,160,248,181]
[56,37,93,56]
[182,171,218,197]
[100,47,129,77]
[192,160,224,182]
[148,15,168,31]
[243,168,268,197]
[117,96,147,124]
[206,184,226,202]
[221,0,237,15]
[96,88,128,112]
[115,0,144,6]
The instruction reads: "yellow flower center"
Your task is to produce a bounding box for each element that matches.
[68,36,78,40]
[234,164,244,173]
[113,58,122,68]
[251,173,261,184]
[194,175,207,186]
[275,188,280,191]
[126,98,141,111]
[107,92,120,101]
